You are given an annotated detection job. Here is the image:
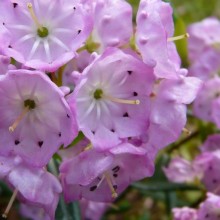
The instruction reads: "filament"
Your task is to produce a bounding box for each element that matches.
[27,3,43,31]
[103,94,140,105]
[167,33,189,42]
[9,107,29,132]
[2,188,18,218]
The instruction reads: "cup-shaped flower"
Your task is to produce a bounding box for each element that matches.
[136,0,183,79]
[0,155,62,220]
[68,48,155,149]
[148,75,201,150]
[60,142,155,202]
[0,69,77,167]
[0,0,93,71]
[197,193,220,219]
[163,157,202,183]
[188,17,220,63]
[172,207,198,220]
[193,77,220,126]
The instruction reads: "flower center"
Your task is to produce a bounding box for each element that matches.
[9,99,36,132]
[93,89,140,105]
[24,99,36,109]
[93,89,103,100]
[37,26,49,38]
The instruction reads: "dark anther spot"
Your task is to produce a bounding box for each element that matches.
[113,174,118,178]
[14,140,20,145]
[90,186,97,191]
[133,92,138,96]
[209,166,213,170]
[205,214,209,218]
[13,3,18,8]
[3,22,5,25]
[58,132,61,137]
[215,92,220,98]
[123,112,129,117]
[113,185,118,190]
[67,114,70,118]
[111,129,115,133]
[73,6,76,10]
[78,30,82,34]
[38,141,43,148]
[92,130,95,135]
[213,179,218,184]
[9,45,12,48]
[112,166,120,173]
[127,71,132,75]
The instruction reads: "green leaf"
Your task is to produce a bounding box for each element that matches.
[132,182,203,192]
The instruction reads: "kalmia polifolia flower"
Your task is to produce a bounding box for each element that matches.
[136,0,189,79]
[172,207,198,220]
[188,17,220,63]
[163,157,202,183]
[0,69,77,167]
[200,134,220,153]
[0,0,92,71]
[194,151,220,193]
[68,48,155,149]
[92,0,132,51]
[147,75,201,150]
[188,18,220,81]
[193,77,220,125]
[0,155,61,220]
[197,193,220,220]
[60,141,155,202]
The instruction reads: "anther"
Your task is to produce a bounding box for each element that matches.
[2,188,18,219]
[104,172,118,198]
[167,33,190,42]
[9,107,29,132]
[27,3,43,31]
[103,94,140,105]
[182,127,191,135]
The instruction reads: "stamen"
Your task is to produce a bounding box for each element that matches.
[27,3,43,31]
[9,107,29,132]
[97,175,105,188]
[167,33,190,42]
[103,94,140,105]
[82,143,92,152]
[104,172,118,198]
[182,127,191,135]
[2,188,18,218]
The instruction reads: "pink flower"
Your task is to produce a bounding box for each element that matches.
[60,142,155,202]
[193,77,220,125]
[0,155,62,220]
[68,48,155,149]
[197,193,220,219]
[136,0,184,79]
[0,70,77,167]
[0,0,93,71]
[163,157,202,183]
[172,207,198,220]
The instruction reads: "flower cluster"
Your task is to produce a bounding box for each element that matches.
[0,0,201,219]
[164,134,220,220]
[187,17,220,128]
